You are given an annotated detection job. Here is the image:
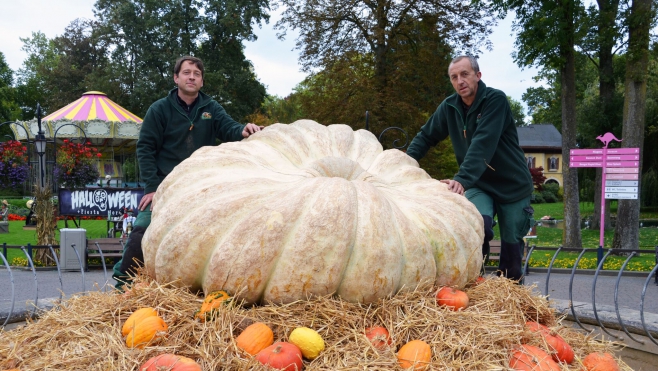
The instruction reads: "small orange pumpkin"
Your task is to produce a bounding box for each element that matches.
[122,307,158,337]
[435,287,469,311]
[581,352,620,371]
[255,342,304,371]
[236,322,274,355]
[510,344,560,371]
[397,340,431,370]
[126,315,168,349]
[544,333,574,364]
[525,321,573,364]
[365,326,391,349]
[140,354,202,371]
[195,290,232,322]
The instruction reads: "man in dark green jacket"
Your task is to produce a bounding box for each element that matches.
[406,55,534,281]
[113,56,263,289]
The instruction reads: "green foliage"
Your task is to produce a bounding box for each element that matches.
[507,96,526,126]
[531,191,545,204]
[0,52,20,122]
[276,0,497,134]
[417,139,460,180]
[543,182,560,198]
[122,155,138,183]
[14,0,269,121]
[641,169,658,207]
[541,189,558,203]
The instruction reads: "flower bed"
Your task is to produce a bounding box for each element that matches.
[0,140,29,189]
[54,139,102,189]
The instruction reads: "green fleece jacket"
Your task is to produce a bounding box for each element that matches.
[406,80,533,203]
[137,89,245,194]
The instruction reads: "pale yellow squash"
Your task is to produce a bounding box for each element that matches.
[142,120,483,304]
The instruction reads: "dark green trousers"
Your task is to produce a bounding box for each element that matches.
[112,209,152,289]
[466,188,534,280]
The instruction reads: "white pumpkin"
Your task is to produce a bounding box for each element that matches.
[142,120,483,304]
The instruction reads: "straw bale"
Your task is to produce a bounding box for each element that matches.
[0,275,631,370]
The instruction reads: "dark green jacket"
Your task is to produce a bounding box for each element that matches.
[406,80,533,203]
[137,88,245,193]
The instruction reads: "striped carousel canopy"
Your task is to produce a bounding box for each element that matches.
[43,91,142,123]
[10,92,143,142]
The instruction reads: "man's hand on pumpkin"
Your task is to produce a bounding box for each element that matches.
[242,123,264,138]
[139,192,156,211]
[440,179,464,195]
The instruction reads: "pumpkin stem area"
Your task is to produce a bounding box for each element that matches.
[306,157,367,180]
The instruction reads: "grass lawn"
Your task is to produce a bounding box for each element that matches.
[1,220,110,264]
[2,203,657,271]
[488,202,658,272]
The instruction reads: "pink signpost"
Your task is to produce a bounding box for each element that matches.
[569,133,640,264]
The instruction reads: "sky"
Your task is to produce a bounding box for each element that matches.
[0,0,542,117]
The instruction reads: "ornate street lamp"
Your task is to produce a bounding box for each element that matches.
[35,104,47,190]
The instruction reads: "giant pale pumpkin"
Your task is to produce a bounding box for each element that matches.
[143,120,484,304]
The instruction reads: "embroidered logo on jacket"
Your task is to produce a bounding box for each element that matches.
[201,112,212,120]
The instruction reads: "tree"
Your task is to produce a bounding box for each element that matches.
[529,166,547,191]
[612,0,654,250]
[196,0,269,120]
[15,32,58,119]
[94,0,269,120]
[579,0,628,230]
[0,52,20,122]
[507,96,526,126]
[278,13,459,179]
[490,0,586,248]
[276,0,496,135]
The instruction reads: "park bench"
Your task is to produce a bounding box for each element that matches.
[86,238,124,266]
[485,240,532,267]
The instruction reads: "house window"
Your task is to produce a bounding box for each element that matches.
[548,156,559,171]
[526,156,535,169]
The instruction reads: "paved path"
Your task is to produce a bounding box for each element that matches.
[2,266,657,332]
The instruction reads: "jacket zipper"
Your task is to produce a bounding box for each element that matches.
[446,94,487,139]
[446,103,467,139]
[172,100,209,131]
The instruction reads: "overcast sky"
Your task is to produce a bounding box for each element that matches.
[0,0,542,116]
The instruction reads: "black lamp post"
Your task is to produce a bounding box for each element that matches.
[35,103,47,190]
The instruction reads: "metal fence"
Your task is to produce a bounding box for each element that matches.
[1,244,657,348]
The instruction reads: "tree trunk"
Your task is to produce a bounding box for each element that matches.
[371,0,389,135]
[591,0,620,230]
[560,1,581,248]
[612,0,651,249]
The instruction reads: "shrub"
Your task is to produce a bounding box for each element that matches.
[531,192,545,204]
[541,190,558,203]
[543,183,560,200]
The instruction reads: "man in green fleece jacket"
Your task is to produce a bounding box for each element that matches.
[406,55,534,281]
[113,56,263,289]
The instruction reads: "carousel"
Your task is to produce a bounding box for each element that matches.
[10,91,143,189]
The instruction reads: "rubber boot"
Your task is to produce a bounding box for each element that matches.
[497,241,525,282]
[480,215,495,275]
[112,225,147,290]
